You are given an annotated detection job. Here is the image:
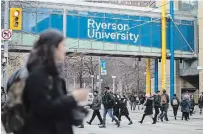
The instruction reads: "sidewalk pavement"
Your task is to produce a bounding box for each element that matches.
[75,107,203,134]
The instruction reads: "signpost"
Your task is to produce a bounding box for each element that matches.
[1,29,12,41]
[101,59,107,75]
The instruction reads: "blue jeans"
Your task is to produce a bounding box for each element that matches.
[103,108,118,125]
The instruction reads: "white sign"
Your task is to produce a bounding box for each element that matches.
[87,19,139,43]
[1,29,12,41]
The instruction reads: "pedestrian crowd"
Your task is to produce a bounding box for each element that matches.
[1,29,203,134]
[81,88,203,128]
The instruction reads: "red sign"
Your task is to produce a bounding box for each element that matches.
[1,29,12,40]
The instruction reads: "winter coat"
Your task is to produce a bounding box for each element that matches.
[189,99,195,109]
[20,66,77,134]
[102,92,115,109]
[153,94,161,107]
[91,95,101,110]
[139,96,146,104]
[144,97,154,115]
[113,95,120,116]
[171,97,180,108]
[113,95,120,109]
[198,96,203,108]
[161,93,169,108]
[129,95,136,102]
[120,97,129,116]
[181,100,190,113]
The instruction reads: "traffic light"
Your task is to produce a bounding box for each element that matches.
[10,8,22,30]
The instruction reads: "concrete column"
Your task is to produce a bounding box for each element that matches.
[199,1,203,94]
[174,0,180,10]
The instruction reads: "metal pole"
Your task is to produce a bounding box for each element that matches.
[137,60,140,96]
[112,76,116,93]
[91,75,94,93]
[154,58,158,93]
[73,77,76,88]
[161,0,167,91]
[84,80,86,88]
[3,0,9,89]
[170,0,175,100]
[98,57,101,94]
[146,59,151,95]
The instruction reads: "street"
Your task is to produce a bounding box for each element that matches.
[74,107,203,134]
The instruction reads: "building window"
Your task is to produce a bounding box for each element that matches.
[22,7,63,34]
[179,0,198,15]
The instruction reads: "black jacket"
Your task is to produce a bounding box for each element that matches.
[144,97,154,115]
[153,94,161,107]
[102,92,114,109]
[20,66,77,134]
[198,96,203,108]
[120,97,129,116]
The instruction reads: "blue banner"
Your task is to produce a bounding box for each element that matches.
[22,8,195,52]
[66,11,194,52]
[101,59,107,75]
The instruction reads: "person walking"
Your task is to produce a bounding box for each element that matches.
[138,94,155,124]
[198,92,203,114]
[18,29,88,134]
[86,91,103,125]
[152,91,161,124]
[171,94,180,120]
[181,95,190,121]
[99,87,120,128]
[189,95,195,116]
[129,94,136,111]
[113,93,121,119]
[139,94,146,110]
[159,90,170,122]
[118,95,133,125]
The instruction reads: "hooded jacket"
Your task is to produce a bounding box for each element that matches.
[91,95,101,110]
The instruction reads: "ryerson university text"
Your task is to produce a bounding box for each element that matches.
[87,19,139,43]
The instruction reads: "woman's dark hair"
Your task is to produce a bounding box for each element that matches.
[27,29,64,75]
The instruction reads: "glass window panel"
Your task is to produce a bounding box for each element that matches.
[36,13,50,33]
[23,12,37,33]
[50,14,63,32]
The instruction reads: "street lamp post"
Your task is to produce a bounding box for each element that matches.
[112,76,116,93]
[73,77,76,88]
[91,75,94,93]
[83,78,86,88]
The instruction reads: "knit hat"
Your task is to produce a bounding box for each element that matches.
[183,94,190,100]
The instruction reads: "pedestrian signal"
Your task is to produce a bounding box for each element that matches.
[10,8,22,30]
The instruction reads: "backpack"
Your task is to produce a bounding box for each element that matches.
[1,67,29,133]
[172,98,178,105]
[161,94,167,104]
